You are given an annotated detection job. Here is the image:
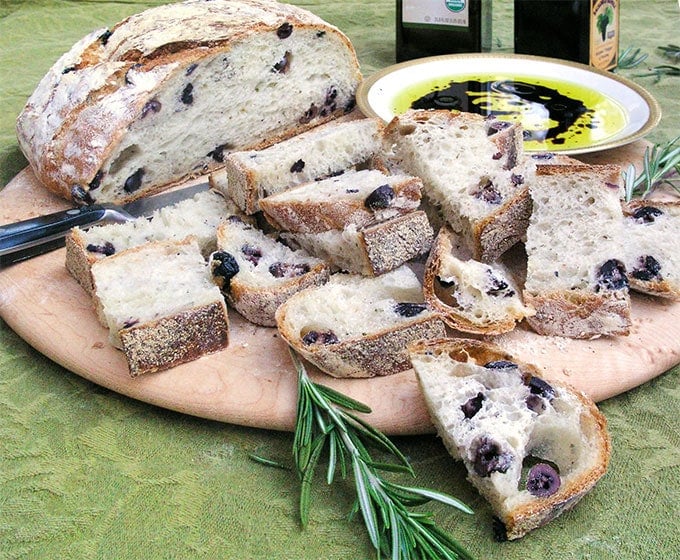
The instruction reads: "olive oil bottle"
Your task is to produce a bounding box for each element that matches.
[396,0,492,62]
[514,0,620,71]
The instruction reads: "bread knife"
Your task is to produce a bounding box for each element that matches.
[0,182,210,266]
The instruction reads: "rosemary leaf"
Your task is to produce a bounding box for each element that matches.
[617,46,648,69]
[248,453,291,470]
[658,43,680,62]
[633,64,680,83]
[289,348,474,559]
[623,136,680,201]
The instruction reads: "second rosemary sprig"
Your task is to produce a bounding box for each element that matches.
[623,135,680,201]
[290,348,475,560]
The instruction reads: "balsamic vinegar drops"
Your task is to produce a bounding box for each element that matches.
[396,0,492,62]
[514,0,620,71]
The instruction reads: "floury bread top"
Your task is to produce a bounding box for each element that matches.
[16,0,361,205]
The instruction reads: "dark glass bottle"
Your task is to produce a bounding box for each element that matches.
[514,0,619,71]
[396,0,492,63]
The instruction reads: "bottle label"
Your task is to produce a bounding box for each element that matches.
[402,0,470,29]
[590,0,619,70]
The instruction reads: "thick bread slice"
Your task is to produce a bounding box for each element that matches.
[382,109,535,262]
[621,199,680,300]
[90,238,229,376]
[66,189,236,294]
[275,266,446,378]
[220,116,384,214]
[524,164,631,338]
[209,216,329,326]
[409,338,611,541]
[283,211,434,276]
[259,168,422,233]
[16,0,361,205]
[424,227,534,334]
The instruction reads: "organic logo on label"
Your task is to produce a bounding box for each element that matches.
[445,0,466,13]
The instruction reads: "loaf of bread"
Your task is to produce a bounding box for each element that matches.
[209,216,329,326]
[16,0,361,205]
[66,188,236,294]
[382,109,535,262]
[409,338,611,541]
[523,164,631,338]
[90,238,230,376]
[218,116,384,214]
[275,266,446,378]
[424,227,534,334]
[259,169,423,233]
[622,199,680,300]
[284,211,434,276]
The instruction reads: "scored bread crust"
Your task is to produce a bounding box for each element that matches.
[408,337,611,541]
[424,226,534,334]
[16,0,361,205]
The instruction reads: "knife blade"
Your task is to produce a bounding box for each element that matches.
[0,182,210,266]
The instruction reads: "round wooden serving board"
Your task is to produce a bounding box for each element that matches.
[2,140,680,435]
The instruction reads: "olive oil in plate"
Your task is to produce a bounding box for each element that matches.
[391,75,628,152]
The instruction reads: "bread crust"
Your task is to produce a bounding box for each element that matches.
[278,311,446,378]
[409,337,611,541]
[16,0,361,205]
[121,299,230,377]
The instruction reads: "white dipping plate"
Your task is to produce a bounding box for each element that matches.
[357,53,661,155]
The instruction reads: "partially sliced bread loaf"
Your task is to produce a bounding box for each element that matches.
[382,109,535,262]
[66,189,235,294]
[424,227,534,334]
[283,211,434,276]
[259,168,422,233]
[622,199,680,300]
[409,338,611,541]
[275,266,446,378]
[17,0,361,205]
[220,116,384,214]
[523,164,631,338]
[90,238,229,376]
[209,216,329,326]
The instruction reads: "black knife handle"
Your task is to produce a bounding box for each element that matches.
[0,205,132,263]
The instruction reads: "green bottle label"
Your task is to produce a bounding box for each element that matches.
[402,0,470,29]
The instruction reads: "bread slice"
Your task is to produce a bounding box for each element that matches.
[275,266,446,378]
[209,216,329,326]
[283,211,434,276]
[259,168,422,233]
[66,189,236,294]
[382,109,535,262]
[90,238,229,376]
[621,199,680,300]
[221,116,384,214]
[424,226,534,334]
[16,0,361,205]
[523,164,631,338]
[408,337,611,541]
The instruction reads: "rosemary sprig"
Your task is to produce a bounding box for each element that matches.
[633,64,680,83]
[617,46,648,70]
[658,43,680,63]
[623,136,680,201]
[290,348,475,560]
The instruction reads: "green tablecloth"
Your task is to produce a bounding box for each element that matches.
[1,1,679,558]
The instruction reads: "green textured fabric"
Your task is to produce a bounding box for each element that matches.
[1,1,679,558]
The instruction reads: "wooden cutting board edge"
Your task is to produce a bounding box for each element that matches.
[2,140,680,435]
